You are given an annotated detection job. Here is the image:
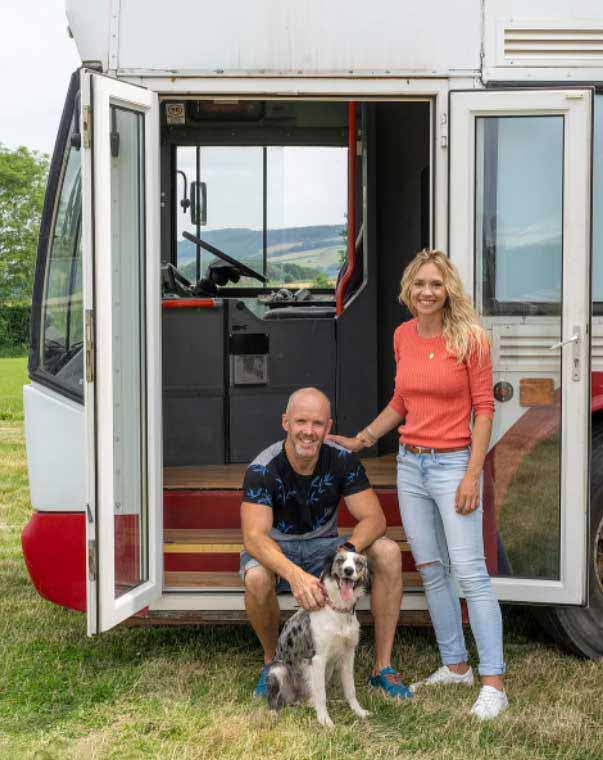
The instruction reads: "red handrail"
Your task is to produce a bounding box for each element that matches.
[335,102,357,317]
[162,299,217,310]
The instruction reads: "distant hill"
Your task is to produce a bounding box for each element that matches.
[177,224,346,280]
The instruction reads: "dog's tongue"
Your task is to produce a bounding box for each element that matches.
[340,578,354,602]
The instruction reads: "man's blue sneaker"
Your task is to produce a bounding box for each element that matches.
[254,663,272,698]
[369,667,413,700]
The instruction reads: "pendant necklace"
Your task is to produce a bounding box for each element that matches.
[428,351,435,360]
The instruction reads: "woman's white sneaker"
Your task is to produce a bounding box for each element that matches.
[410,665,474,693]
[470,685,509,720]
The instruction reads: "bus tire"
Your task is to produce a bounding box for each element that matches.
[536,417,603,660]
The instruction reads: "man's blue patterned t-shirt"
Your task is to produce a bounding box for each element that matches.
[242,440,371,540]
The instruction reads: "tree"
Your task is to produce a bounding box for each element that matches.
[0,144,49,303]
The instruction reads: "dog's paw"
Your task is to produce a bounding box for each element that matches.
[317,713,335,729]
[353,706,370,720]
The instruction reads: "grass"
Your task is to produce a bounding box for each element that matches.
[1,357,603,758]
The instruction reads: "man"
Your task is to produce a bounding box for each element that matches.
[240,386,412,700]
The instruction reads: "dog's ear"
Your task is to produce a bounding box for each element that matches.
[320,550,337,581]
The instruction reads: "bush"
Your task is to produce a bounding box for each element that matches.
[0,302,30,356]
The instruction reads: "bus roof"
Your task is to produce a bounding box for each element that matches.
[65,1,603,84]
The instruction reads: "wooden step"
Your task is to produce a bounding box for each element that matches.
[163,526,408,554]
[164,453,398,491]
[163,570,423,590]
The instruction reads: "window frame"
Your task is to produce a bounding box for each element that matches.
[29,70,84,404]
[475,112,565,317]
[170,133,349,295]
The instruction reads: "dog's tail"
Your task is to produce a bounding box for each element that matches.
[267,662,296,710]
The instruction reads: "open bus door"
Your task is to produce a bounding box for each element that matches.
[449,89,592,607]
[80,71,162,634]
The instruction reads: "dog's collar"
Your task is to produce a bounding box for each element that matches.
[325,598,356,615]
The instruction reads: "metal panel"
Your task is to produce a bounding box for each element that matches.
[68,0,480,76]
[24,383,86,511]
[484,0,603,82]
[228,300,336,462]
[162,305,225,465]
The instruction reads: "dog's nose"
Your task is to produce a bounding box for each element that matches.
[343,566,354,577]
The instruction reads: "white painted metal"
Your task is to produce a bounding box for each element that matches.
[66,0,481,77]
[151,592,429,612]
[65,1,603,84]
[23,383,85,511]
[449,89,592,605]
[66,0,111,69]
[82,71,162,634]
[483,0,603,81]
[80,73,97,636]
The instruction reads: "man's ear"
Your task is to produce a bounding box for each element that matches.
[282,413,289,433]
[326,418,333,436]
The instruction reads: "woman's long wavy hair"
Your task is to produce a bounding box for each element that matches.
[399,250,486,363]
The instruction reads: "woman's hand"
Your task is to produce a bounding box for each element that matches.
[455,473,481,514]
[326,434,365,453]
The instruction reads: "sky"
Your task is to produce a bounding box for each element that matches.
[176,146,347,236]
[1,0,80,155]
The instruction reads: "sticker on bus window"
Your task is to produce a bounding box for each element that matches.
[166,103,185,125]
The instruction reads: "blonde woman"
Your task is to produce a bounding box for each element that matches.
[329,250,507,720]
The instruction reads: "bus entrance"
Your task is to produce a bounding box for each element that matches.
[77,71,593,633]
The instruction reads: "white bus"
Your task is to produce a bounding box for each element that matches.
[22,0,603,657]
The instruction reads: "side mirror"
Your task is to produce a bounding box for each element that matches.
[190,181,207,226]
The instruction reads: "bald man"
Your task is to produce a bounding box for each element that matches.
[240,387,412,701]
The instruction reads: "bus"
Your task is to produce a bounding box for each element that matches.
[22,0,603,658]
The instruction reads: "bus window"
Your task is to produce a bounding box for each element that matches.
[175,144,347,290]
[475,115,563,315]
[39,137,83,396]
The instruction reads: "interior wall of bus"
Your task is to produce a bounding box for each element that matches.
[159,99,430,466]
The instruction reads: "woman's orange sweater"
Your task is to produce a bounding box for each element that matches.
[388,318,495,448]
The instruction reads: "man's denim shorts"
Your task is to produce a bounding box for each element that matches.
[239,536,347,593]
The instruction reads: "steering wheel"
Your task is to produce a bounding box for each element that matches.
[182,231,267,284]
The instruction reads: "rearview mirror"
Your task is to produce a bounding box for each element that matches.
[190,181,207,226]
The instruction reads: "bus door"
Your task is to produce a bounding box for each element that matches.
[449,89,592,606]
[80,71,162,634]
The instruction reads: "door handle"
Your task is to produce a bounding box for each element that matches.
[549,332,579,351]
[549,326,581,382]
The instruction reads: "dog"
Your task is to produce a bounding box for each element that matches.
[266,547,371,728]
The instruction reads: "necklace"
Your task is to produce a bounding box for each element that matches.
[415,322,441,360]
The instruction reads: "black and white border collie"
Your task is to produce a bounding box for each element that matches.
[267,548,371,728]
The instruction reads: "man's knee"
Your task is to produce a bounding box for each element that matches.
[244,565,276,603]
[365,536,402,573]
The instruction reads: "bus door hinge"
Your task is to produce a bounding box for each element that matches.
[82,105,91,149]
[110,108,120,157]
[88,538,97,582]
[85,309,95,384]
[440,113,448,149]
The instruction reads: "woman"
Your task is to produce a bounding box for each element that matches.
[329,250,507,721]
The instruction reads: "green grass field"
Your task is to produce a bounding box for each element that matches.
[1,357,602,759]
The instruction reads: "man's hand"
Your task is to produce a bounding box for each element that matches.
[455,473,480,515]
[289,568,328,611]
